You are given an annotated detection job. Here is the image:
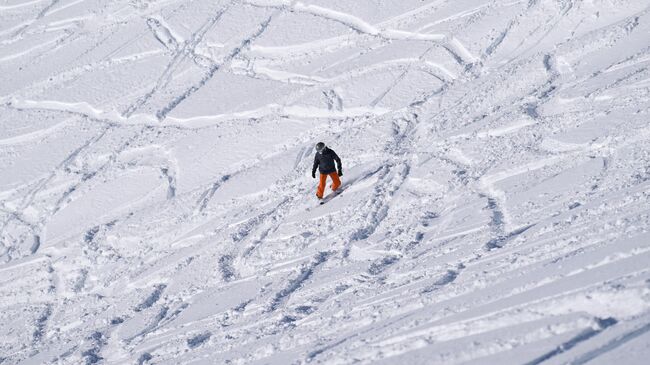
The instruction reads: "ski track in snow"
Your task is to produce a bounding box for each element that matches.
[2,0,650,364]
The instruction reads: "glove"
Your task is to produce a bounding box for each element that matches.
[312,171,316,179]
[337,169,343,177]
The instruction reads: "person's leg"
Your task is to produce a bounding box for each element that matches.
[317,173,328,198]
[329,172,341,191]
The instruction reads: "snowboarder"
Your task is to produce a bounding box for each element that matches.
[312,142,343,200]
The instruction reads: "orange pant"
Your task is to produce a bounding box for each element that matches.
[317,172,341,199]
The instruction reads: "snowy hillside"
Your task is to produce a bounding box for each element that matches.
[2,0,650,363]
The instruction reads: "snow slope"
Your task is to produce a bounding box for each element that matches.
[1,0,650,364]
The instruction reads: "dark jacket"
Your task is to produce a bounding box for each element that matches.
[312,147,342,175]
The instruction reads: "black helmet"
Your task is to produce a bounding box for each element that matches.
[315,142,326,152]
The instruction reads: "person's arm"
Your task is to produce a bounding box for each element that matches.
[333,151,342,176]
[312,154,319,178]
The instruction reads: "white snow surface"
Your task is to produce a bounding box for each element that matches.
[1,0,650,364]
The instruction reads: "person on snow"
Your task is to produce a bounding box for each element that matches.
[312,142,343,200]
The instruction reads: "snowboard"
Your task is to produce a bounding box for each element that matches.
[319,184,347,205]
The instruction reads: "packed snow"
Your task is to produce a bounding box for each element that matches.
[1,0,650,364]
